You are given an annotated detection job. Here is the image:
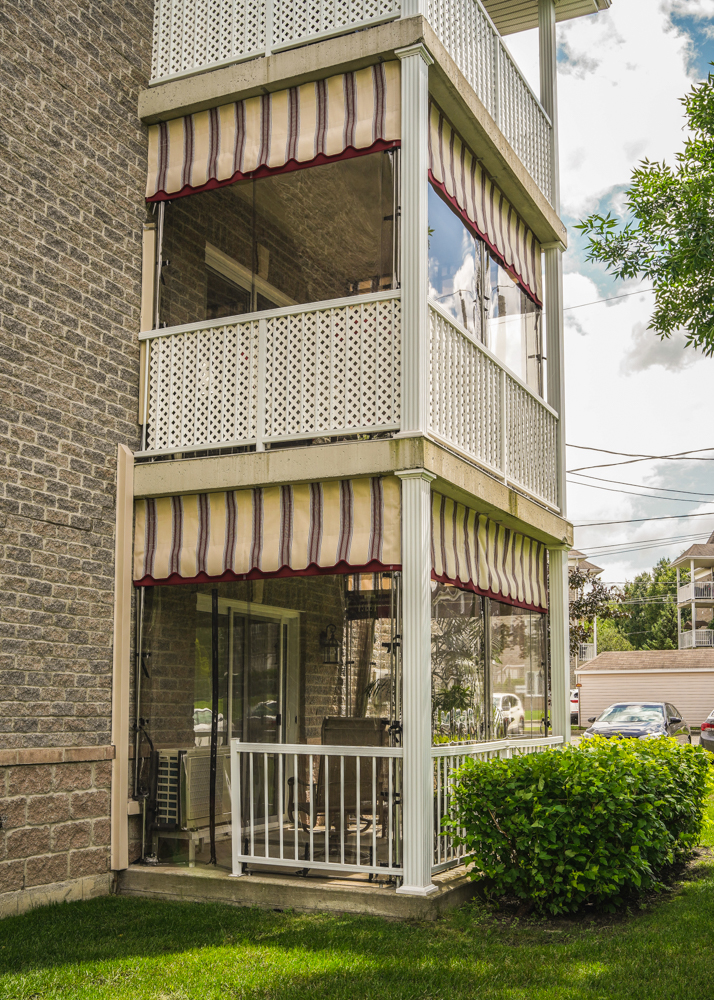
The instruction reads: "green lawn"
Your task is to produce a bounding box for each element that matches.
[1,856,714,1000]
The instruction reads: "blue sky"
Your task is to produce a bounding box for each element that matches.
[506,1,714,583]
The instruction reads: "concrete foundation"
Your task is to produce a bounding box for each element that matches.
[116,863,477,921]
[0,874,113,920]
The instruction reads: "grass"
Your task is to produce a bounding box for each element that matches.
[1,857,714,1000]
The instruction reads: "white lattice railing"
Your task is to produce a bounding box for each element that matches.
[140,291,402,456]
[428,302,559,508]
[432,736,563,872]
[149,0,553,205]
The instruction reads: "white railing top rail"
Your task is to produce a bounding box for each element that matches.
[233,740,404,758]
[139,288,402,342]
[431,735,563,758]
[427,298,558,420]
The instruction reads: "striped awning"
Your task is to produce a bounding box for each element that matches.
[431,492,548,612]
[146,62,401,202]
[134,477,401,585]
[428,102,543,305]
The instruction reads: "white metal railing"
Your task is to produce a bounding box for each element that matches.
[427,0,552,202]
[432,736,563,872]
[578,642,595,661]
[149,0,553,205]
[428,302,558,508]
[230,741,403,877]
[680,629,714,649]
[678,581,714,603]
[140,291,401,456]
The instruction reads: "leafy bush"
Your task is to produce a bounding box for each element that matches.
[444,737,712,914]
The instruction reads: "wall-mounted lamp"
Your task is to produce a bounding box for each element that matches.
[319,623,342,664]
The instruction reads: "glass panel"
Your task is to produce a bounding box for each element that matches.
[489,600,548,737]
[431,583,486,744]
[159,151,398,329]
[134,573,401,870]
[428,181,543,395]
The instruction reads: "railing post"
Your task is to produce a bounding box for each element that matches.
[493,37,502,130]
[395,43,433,438]
[499,367,507,481]
[396,468,437,896]
[256,318,267,451]
[265,0,273,56]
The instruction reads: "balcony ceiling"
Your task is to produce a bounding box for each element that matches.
[481,0,611,36]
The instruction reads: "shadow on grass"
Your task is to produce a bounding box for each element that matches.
[0,863,713,1000]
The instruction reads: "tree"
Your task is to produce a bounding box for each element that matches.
[577,72,714,355]
[568,568,626,656]
[596,618,634,652]
[619,558,680,650]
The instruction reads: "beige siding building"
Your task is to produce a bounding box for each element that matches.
[577,651,714,729]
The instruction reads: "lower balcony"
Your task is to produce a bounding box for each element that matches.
[679,629,714,649]
[138,292,559,509]
[678,580,714,604]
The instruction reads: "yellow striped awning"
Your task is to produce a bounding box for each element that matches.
[428,102,543,305]
[431,492,548,612]
[134,477,401,585]
[146,62,401,202]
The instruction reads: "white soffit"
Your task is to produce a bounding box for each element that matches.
[482,0,611,36]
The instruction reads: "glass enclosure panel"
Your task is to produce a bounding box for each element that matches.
[134,573,401,870]
[490,601,547,737]
[428,181,543,395]
[431,583,486,743]
[159,151,398,329]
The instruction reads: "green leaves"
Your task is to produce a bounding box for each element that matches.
[577,71,714,356]
[444,738,711,915]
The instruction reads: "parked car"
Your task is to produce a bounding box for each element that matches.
[570,688,579,726]
[583,702,691,743]
[492,693,525,735]
[700,709,714,754]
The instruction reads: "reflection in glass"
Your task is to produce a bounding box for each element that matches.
[159,151,398,329]
[133,573,401,870]
[431,584,485,743]
[428,181,543,395]
[490,601,547,737]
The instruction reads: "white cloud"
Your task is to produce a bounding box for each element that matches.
[620,322,700,374]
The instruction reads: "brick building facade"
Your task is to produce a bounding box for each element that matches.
[1,1,152,915]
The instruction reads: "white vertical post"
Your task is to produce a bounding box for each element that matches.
[396,468,437,896]
[593,616,597,658]
[396,43,433,438]
[548,547,570,741]
[691,558,696,646]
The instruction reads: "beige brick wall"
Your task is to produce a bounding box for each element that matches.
[0,749,114,895]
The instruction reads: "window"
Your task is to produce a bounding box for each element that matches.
[159,151,399,329]
[428,184,543,395]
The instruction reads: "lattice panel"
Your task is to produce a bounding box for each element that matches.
[144,320,259,452]
[263,297,401,441]
[505,376,557,506]
[426,0,553,205]
[429,306,502,474]
[151,0,267,80]
[272,0,401,48]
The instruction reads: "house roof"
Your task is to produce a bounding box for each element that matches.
[672,538,714,569]
[568,549,604,576]
[577,650,714,673]
[482,0,611,36]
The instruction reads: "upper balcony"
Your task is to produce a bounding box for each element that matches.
[148,0,567,205]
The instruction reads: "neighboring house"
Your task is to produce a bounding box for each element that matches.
[673,531,714,649]
[577,650,714,729]
[2,0,610,918]
[568,549,604,579]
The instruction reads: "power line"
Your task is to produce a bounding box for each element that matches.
[569,472,714,497]
[575,511,714,527]
[583,531,710,557]
[567,446,714,474]
[566,479,711,503]
[567,444,714,459]
[563,288,654,311]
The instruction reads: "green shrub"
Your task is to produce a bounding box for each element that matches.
[444,737,712,914]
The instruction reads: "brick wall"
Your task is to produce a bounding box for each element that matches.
[0,0,153,899]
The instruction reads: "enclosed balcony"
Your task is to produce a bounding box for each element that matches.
[147,0,574,204]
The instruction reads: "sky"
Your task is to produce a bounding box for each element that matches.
[505,0,714,584]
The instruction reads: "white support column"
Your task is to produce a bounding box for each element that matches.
[691,558,696,646]
[111,444,135,871]
[396,43,433,438]
[396,468,437,896]
[548,546,570,741]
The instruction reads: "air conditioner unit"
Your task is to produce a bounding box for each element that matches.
[156,747,231,831]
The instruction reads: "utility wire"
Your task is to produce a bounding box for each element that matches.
[575,511,714,527]
[569,472,714,497]
[563,288,654,311]
[567,446,714,474]
[566,479,711,503]
[567,444,714,459]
